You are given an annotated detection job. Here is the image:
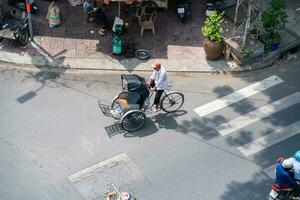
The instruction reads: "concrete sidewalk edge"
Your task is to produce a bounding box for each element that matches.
[1,36,299,73]
[0,50,237,73]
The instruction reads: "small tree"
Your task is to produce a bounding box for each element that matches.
[201,11,224,42]
[261,0,288,37]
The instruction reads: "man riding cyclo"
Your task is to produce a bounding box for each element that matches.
[148,60,169,112]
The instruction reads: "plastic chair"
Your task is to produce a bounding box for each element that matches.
[134,1,158,25]
[140,11,157,36]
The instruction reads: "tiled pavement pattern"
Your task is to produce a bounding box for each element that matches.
[0,0,232,60]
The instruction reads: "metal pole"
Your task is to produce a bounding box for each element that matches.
[242,0,252,48]
[25,0,33,41]
[232,0,241,37]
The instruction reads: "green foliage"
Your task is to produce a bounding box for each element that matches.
[201,11,224,42]
[261,0,288,34]
[242,48,251,58]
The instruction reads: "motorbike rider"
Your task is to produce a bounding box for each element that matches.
[290,150,300,181]
[275,159,300,199]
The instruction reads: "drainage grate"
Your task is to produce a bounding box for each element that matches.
[68,153,142,200]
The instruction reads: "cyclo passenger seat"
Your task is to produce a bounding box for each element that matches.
[272,183,293,192]
[117,91,140,112]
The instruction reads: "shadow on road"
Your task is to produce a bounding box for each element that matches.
[102,110,188,138]
[220,172,272,200]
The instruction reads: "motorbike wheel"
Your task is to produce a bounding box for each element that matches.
[16,28,29,46]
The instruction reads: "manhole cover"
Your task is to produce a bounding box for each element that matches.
[68,153,142,200]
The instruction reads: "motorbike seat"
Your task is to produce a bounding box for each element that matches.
[272,184,293,192]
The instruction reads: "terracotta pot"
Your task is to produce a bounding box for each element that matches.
[203,39,224,60]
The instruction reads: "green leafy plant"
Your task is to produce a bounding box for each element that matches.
[201,11,224,42]
[261,0,288,35]
[242,48,251,58]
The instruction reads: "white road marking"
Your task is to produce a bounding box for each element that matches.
[216,92,300,136]
[264,164,277,179]
[194,75,283,117]
[238,120,300,156]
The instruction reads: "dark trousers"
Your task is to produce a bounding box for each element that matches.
[154,90,164,106]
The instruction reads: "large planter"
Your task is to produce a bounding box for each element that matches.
[203,39,224,60]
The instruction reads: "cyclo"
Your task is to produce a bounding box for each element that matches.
[98,74,184,132]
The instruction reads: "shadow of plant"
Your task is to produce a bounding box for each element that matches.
[213,85,257,115]
[176,115,226,140]
[220,172,272,200]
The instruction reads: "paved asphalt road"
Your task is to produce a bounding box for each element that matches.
[0,55,299,200]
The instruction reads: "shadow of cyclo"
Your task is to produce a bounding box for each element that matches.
[104,118,158,138]
[104,110,187,138]
[123,110,188,138]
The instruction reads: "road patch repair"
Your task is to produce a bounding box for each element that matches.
[68,153,143,200]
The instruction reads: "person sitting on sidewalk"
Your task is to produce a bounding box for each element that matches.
[83,0,108,36]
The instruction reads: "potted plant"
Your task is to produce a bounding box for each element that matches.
[201,11,225,60]
[261,0,288,51]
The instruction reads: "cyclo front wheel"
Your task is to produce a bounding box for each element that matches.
[111,96,120,109]
[160,91,184,113]
[121,110,146,132]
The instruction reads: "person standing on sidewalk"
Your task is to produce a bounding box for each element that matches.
[83,0,108,35]
[148,60,169,112]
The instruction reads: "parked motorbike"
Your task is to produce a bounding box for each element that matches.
[175,0,190,23]
[9,0,38,14]
[205,0,224,16]
[0,8,30,46]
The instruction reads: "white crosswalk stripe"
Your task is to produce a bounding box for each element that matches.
[193,75,300,160]
[194,75,283,117]
[264,164,277,179]
[216,92,300,136]
[238,120,300,156]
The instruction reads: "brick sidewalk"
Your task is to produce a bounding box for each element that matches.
[0,0,211,61]
[1,0,299,73]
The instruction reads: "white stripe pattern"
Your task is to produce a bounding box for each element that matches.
[194,75,283,117]
[216,92,300,136]
[238,120,300,156]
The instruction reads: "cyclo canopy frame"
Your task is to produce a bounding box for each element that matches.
[121,74,150,105]
[121,74,149,93]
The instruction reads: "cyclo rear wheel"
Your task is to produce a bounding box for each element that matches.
[121,110,146,132]
[160,91,184,113]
